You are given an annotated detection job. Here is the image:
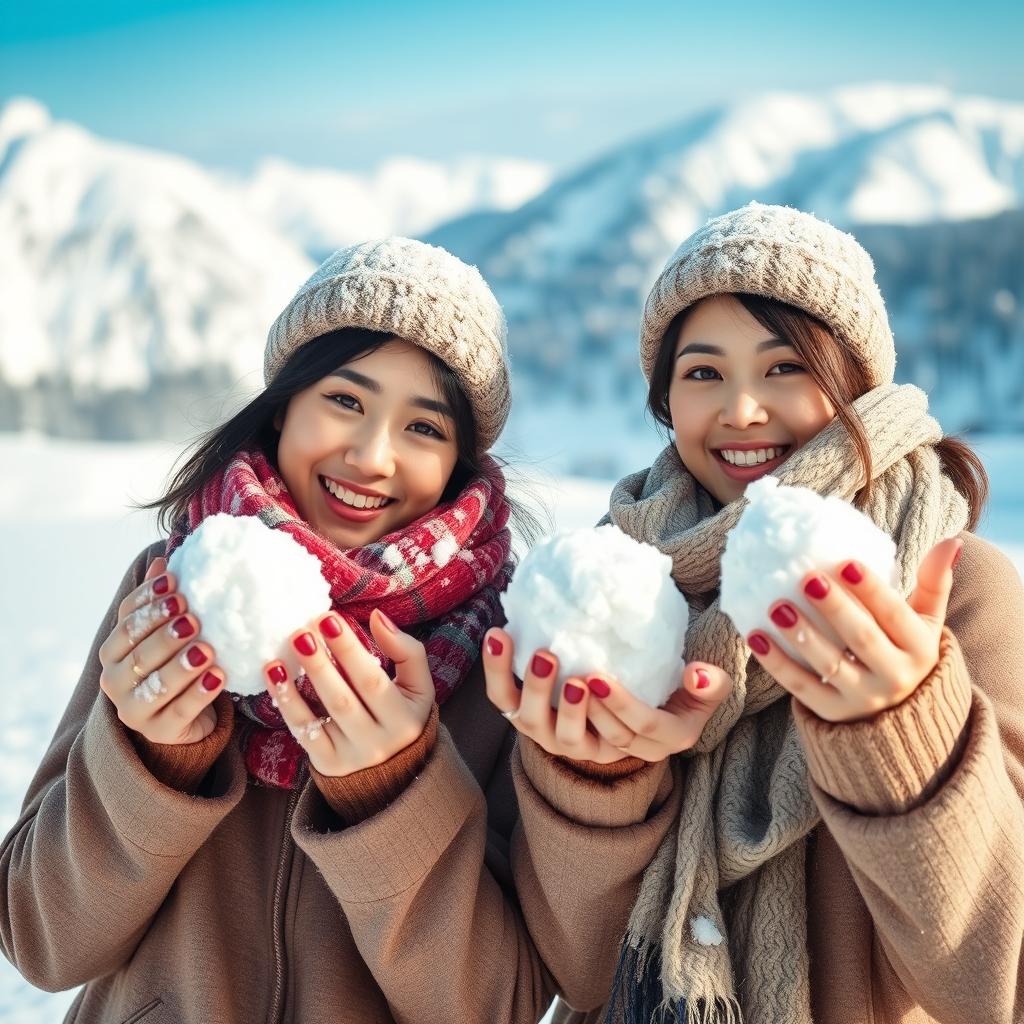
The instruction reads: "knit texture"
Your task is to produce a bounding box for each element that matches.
[602,383,969,1024]
[639,202,895,387]
[265,237,510,451]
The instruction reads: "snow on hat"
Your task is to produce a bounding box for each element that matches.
[265,238,510,452]
[639,202,896,387]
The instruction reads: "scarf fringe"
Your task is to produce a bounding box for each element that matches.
[605,941,743,1024]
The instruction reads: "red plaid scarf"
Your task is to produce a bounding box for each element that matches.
[166,448,513,788]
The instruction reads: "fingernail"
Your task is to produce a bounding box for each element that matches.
[951,542,963,570]
[169,616,195,639]
[267,663,288,684]
[748,632,771,656]
[375,610,397,633]
[161,595,182,617]
[201,671,221,692]
[293,632,317,656]
[152,575,170,596]
[563,683,584,704]
[183,645,207,668]
[770,603,798,629]
[841,561,864,585]
[318,615,343,639]
[803,576,829,600]
[587,676,611,698]
[695,669,710,690]
[486,636,504,656]
[531,653,554,678]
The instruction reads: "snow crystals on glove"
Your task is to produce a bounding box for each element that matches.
[720,477,897,668]
[167,513,332,696]
[501,525,689,707]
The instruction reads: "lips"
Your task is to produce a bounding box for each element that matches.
[712,446,791,482]
[318,476,394,523]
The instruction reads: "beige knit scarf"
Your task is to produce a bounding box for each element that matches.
[603,384,969,1024]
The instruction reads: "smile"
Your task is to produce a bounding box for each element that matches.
[318,476,395,521]
[712,445,791,481]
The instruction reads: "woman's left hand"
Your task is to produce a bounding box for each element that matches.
[748,537,963,723]
[263,610,435,776]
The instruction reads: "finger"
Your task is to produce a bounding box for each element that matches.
[553,678,600,758]
[367,610,435,706]
[581,673,693,749]
[104,600,194,692]
[117,564,175,625]
[482,628,521,718]
[142,653,225,727]
[905,537,962,631]
[515,649,559,735]
[747,630,844,719]
[263,661,336,750]
[658,663,734,736]
[288,629,375,736]
[584,688,637,751]
[144,556,166,582]
[126,640,219,714]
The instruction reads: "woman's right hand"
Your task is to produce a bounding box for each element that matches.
[482,628,732,764]
[98,556,226,745]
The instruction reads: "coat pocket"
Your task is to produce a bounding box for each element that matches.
[120,998,163,1024]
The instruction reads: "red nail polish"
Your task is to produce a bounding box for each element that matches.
[161,595,182,617]
[531,653,554,678]
[185,646,207,668]
[749,632,771,656]
[695,669,710,690]
[201,671,221,692]
[841,562,864,585]
[293,632,317,656]
[563,683,584,704]
[770,603,798,629]
[951,543,963,570]
[267,663,287,684]
[375,610,397,633]
[318,615,343,639]
[804,576,829,600]
[587,676,611,698]
[170,616,195,639]
[486,636,504,656]
[152,575,170,595]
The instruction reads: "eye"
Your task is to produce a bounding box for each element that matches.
[683,366,721,382]
[408,421,446,440]
[767,362,805,376]
[326,393,361,411]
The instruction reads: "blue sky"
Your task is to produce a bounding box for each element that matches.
[2,0,1023,173]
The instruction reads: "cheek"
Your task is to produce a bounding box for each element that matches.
[788,388,837,441]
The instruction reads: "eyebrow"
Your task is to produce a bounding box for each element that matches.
[675,337,795,359]
[329,368,455,419]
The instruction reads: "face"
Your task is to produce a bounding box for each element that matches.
[668,294,837,505]
[275,338,460,547]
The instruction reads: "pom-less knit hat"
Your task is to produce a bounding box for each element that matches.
[265,238,510,452]
[640,202,896,387]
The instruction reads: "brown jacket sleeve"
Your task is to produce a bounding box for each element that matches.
[288,657,559,1024]
[0,545,248,991]
[793,533,1024,1024]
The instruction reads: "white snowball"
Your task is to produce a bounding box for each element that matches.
[166,514,332,696]
[501,525,689,707]
[720,477,897,667]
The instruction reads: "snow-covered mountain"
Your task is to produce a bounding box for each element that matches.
[2,85,1023,471]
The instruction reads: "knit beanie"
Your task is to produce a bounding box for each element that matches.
[639,202,896,387]
[265,238,510,452]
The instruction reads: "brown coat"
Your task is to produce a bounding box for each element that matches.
[513,531,1024,1024]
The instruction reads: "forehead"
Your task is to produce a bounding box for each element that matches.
[336,338,444,393]
[675,294,777,351]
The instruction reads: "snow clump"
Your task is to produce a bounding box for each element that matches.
[167,513,332,695]
[720,477,897,666]
[501,525,689,707]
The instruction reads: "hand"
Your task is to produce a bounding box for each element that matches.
[482,628,732,763]
[264,609,435,777]
[98,556,226,744]
[747,537,963,723]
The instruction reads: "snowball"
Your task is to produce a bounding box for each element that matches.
[690,915,724,946]
[501,525,689,707]
[720,477,897,667]
[166,514,332,695]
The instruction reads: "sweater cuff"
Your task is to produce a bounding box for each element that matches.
[132,693,235,793]
[556,753,649,781]
[311,703,439,824]
[793,627,972,815]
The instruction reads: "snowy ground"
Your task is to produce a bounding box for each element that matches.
[0,432,1020,1023]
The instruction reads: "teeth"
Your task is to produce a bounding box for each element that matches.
[720,447,784,466]
[322,477,387,509]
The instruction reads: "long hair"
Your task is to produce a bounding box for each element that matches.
[137,328,543,543]
[646,293,989,530]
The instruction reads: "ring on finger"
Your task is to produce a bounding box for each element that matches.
[132,669,167,703]
[501,709,520,722]
[129,648,147,681]
[820,648,856,685]
[291,716,332,744]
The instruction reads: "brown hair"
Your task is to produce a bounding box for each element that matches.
[646,293,989,530]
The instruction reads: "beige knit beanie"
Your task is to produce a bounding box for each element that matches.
[640,202,896,387]
[265,238,510,452]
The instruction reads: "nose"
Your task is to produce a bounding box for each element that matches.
[718,385,769,429]
[344,420,396,478]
